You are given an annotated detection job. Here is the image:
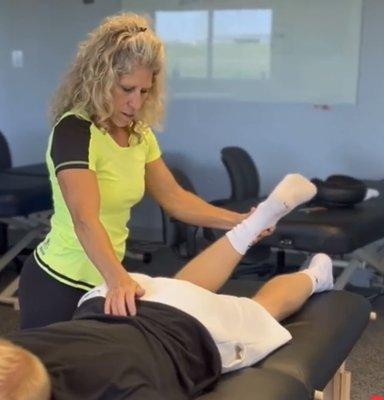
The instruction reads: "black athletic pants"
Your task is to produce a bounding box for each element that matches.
[19,253,87,329]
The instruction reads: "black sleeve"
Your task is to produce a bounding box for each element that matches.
[51,115,93,175]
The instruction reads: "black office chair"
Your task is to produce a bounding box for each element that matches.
[204,146,261,236]
[0,130,12,171]
[0,130,12,253]
[221,146,260,201]
[160,167,200,258]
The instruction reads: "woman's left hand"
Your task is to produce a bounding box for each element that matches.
[247,206,276,243]
[256,225,276,240]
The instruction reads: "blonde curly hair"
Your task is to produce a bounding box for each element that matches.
[50,13,165,131]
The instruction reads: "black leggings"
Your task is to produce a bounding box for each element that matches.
[19,253,87,329]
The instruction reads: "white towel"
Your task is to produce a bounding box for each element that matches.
[79,273,292,373]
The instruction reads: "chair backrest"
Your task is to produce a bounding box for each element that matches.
[171,167,197,194]
[0,130,12,171]
[221,146,260,201]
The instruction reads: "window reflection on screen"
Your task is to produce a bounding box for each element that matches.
[156,11,208,79]
[146,0,361,104]
[213,10,272,80]
[156,9,271,82]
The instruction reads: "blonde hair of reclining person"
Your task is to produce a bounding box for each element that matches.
[18,12,248,330]
[0,339,50,400]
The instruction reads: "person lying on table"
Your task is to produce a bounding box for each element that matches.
[1,175,334,400]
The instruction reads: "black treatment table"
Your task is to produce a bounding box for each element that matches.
[1,162,49,177]
[0,163,50,215]
[0,163,51,307]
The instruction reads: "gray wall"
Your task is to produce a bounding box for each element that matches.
[134,0,384,239]
[0,0,122,163]
[160,0,383,193]
[1,0,383,240]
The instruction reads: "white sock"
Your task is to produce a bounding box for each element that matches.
[226,174,317,255]
[300,253,334,294]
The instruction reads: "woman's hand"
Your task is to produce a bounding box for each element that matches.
[104,272,145,316]
[256,225,276,241]
[247,206,276,243]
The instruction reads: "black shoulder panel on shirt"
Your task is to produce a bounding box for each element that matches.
[51,115,93,174]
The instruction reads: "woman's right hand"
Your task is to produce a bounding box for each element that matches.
[104,272,145,316]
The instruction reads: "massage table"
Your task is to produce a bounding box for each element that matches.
[0,163,51,307]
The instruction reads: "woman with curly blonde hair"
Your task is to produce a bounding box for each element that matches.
[18,12,247,329]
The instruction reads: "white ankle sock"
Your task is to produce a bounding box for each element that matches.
[226,174,317,255]
[300,253,334,294]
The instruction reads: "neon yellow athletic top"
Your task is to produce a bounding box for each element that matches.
[35,111,161,290]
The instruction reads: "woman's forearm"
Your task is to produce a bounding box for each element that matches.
[145,158,247,230]
[73,217,127,285]
[164,189,245,230]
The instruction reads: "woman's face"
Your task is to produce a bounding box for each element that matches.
[110,66,153,128]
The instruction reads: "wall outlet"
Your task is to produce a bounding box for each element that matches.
[11,50,23,68]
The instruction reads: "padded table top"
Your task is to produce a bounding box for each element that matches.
[217,180,384,254]
[198,368,310,400]
[0,164,51,216]
[2,163,48,177]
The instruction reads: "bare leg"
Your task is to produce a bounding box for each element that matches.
[174,235,243,292]
[175,235,332,319]
[175,238,316,320]
[174,231,312,316]
[252,272,313,321]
